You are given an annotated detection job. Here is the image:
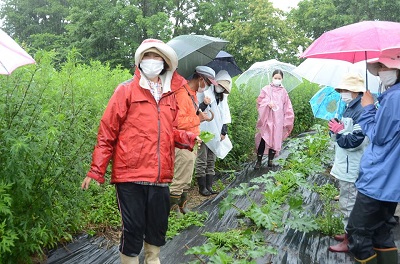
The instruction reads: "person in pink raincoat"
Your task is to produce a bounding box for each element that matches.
[254,69,294,170]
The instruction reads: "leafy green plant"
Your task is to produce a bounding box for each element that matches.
[84,184,121,232]
[0,183,18,256]
[314,183,343,236]
[167,211,208,239]
[289,81,322,135]
[186,229,277,264]
[188,129,335,262]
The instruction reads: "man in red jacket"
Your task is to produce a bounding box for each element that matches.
[81,39,198,264]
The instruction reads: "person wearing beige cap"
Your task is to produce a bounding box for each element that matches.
[81,38,198,264]
[169,65,216,215]
[327,73,369,254]
[345,59,400,264]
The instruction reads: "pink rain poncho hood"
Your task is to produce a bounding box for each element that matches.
[255,83,294,155]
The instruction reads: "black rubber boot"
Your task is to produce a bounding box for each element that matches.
[197,177,211,196]
[254,154,263,170]
[373,247,398,264]
[206,175,219,194]
[179,191,190,214]
[170,194,183,217]
[268,149,276,167]
[354,254,377,264]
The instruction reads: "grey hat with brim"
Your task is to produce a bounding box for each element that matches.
[195,66,218,86]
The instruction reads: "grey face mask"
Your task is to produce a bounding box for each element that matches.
[379,70,398,87]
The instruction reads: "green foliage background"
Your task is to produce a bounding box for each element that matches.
[0,52,131,262]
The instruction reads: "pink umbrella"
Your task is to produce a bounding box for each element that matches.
[0,29,36,75]
[301,21,400,63]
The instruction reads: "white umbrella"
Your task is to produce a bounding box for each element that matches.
[294,58,380,94]
[235,59,303,94]
[0,29,36,75]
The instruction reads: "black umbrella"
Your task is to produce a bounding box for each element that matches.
[206,51,243,77]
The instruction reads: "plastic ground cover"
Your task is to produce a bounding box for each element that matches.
[47,156,400,263]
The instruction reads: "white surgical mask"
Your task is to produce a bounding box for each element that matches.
[140,59,164,79]
[215,86,225,93]
[197,81,209,93]
[272,79,282,86]
[341,92,353,103]
[379,70,398,87]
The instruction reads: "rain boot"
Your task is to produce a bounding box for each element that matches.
[170,194,183,218]
[328,234,349,252]
[268,149,276,167]
[144,242,160,264]
[197,177,211,196]
[373,247,398,264]
[119,252,139,264]
[254,154,263,170]
[354,254,377,264]
[206,174,219,194]
[179,191,190,214]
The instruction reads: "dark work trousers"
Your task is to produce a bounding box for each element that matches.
[115,183,170,256]
[346,192,397,260]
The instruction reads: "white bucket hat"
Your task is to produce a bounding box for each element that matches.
[134,39,178,71]
[335,73,365,93]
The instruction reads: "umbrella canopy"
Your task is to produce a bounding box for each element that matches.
[301,21,400,63]
[167,35,228,78]
[0,29,36,75]
[235,59,303,94]
[293,58,380,94]
[206,51,243,77]
[309,86,346,121]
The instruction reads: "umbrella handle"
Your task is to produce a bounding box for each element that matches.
[206,109,214,122]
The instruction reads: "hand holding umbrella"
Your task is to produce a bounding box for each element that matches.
[361,90,374,107]
[328,119,344,134]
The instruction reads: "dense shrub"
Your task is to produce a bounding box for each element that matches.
[0,50,131,262]
[289,80,323,135]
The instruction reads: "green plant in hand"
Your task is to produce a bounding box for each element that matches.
[199,131,214,143]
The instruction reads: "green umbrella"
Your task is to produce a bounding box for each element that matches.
[167,35,228,78]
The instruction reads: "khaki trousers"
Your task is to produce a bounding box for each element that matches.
[170,147,196,195]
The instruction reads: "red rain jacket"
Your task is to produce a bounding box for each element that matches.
[87,69,196,184]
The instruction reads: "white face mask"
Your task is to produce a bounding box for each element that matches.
[215,86,225,93]
[197,80,209,93]
[341,92,353,103]
[140,59,164,79]
[379,70,398,87]
[272,79,282,86]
